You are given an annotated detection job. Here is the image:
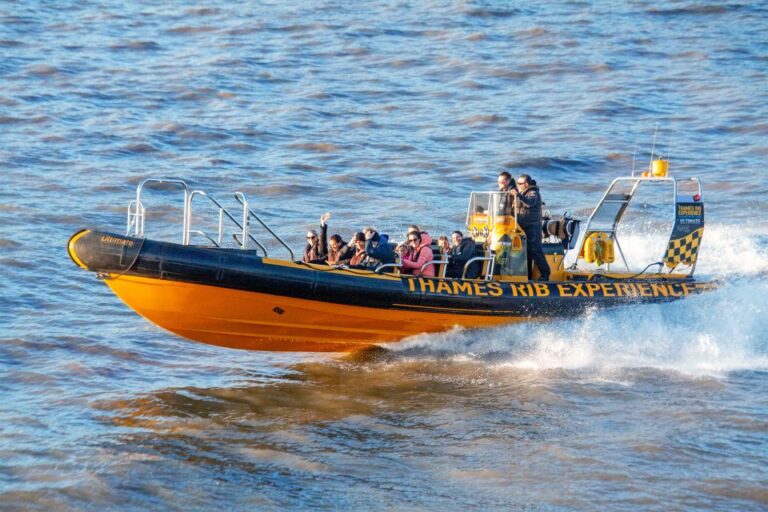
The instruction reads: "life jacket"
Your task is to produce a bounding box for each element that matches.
[326,242,349,264]
[349,249,367,266]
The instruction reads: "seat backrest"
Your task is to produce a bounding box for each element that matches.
[565,219,580,250]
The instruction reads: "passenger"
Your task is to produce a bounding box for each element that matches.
[511,174,551,281]
[400,231,435,277]
[436,235,451,276]
[402,224,429,260]
[497,171,517,216]
[497,171,515,192]
[303,212,331,263]
[348,232,368,267]
[326,234,355,265]
[395,242,409,261]
[447,231,480,279]
[437,235,450,255]
[363,227,395,269]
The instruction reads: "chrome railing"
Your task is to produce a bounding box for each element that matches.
[125,178,292,259]
[234,193,295,260]
[462,255,495,280]
[420,256,449,278]
[127,178,191,244]
[374,262,403,274]
[187,190,268,255]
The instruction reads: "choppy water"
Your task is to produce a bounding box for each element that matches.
[2,1,768,510]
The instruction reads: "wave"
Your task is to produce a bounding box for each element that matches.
[390,280,768,377]
[647,5,737,16]
[387,223,768,377]
[502,156,599,174]
[109,40,161,52]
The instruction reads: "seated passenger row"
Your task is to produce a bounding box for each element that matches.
[302,215,481,279]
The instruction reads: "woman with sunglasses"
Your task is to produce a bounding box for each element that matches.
[400,231,435,277]
[302,212,331,263]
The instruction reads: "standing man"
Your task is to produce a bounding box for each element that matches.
[497,171,515,192]
[510,174,550,281]
[497,171,517,216]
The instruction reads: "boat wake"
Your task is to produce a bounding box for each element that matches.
[387,223,768,378]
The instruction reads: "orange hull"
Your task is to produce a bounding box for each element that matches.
[105,274,520,352]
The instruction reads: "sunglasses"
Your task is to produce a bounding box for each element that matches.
[306,236,316,240]
[517,181,527,185]
[408,238,418,242]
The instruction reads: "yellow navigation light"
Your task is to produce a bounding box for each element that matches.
[651,159,669,177]
[640,159,669,178]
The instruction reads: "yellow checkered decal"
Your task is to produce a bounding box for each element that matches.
[664,228,703,267]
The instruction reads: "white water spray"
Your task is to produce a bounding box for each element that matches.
[395,223,768,377]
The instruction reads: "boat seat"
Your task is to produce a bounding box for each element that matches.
[428,245,449,277]
[542,217,581,250]
[452,242,485,279]
[542,243,564,255]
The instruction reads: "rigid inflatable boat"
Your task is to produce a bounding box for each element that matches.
[68,161,715,352]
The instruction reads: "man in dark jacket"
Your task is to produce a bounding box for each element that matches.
[497,171,518,216]
[363,227,394,269]
[447,231,480,278]
[510,174,550,281]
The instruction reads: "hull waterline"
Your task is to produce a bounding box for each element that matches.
[69,229,717,352]
[105,274,519,352]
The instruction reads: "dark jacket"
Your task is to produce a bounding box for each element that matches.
[447,238,479,278]
[303,223,328,263]
[364,234,394,268]
[516,186,543,228]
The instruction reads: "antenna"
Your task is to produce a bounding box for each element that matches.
[630,139,638,177]
[648,123,659,173]
[664,126,675,171]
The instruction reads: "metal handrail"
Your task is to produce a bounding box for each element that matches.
[462,255,495,281]
[126,179,292,257]
[188,230,220,247]
[420,256,449,278]
[187,190,268,255]
[128,178,191,243]
[579,176,678,272]
[134,178,189,245]
[234,193,295,261]
[374,262,403,274]
[126,200,144,235]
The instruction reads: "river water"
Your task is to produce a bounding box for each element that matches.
[1,1,767,510]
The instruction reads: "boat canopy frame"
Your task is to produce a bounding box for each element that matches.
[580,175,704,275]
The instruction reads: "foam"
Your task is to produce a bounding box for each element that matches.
[393,223,768,377]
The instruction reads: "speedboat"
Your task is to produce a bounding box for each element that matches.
[68,160,715,352]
